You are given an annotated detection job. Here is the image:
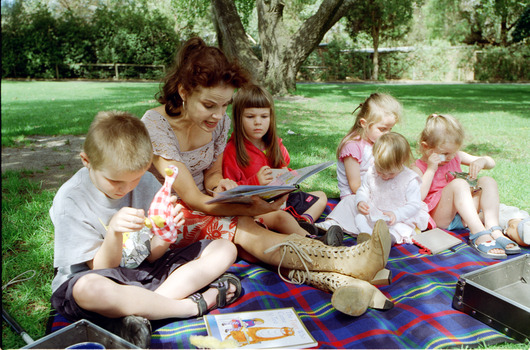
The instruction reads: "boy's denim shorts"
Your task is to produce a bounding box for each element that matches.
[51,239,211,325]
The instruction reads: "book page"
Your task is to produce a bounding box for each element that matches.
[269,161,334,187]
[204,307,317,349]
[205,186,296,204]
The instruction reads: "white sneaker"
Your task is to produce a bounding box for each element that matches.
[315,219,341,232]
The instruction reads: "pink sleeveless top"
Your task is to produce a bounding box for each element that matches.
[414,154,462,212]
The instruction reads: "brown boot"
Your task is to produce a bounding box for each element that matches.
[264,220,391,281]
[288,270,393,316]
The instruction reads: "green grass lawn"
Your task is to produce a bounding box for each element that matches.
[1,81,529,349]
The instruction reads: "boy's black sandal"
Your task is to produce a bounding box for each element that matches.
[102,315,152,349]
[187,292,209,317]
[208,273,242,308]
[188,273,242,316]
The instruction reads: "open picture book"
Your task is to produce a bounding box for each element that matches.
[203,307,318,349]
[206,161,334,204]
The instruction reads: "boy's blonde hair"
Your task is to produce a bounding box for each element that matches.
[231,84,285,168]
[373,132,412,173]
[83,111,153,172]
[419,114,464,155]
[336,93,402,158]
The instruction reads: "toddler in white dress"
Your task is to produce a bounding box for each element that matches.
[355,132,429,245]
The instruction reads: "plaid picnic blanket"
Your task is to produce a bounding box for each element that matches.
[49,200,526,348]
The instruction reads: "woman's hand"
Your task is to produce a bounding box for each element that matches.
[246,194,288,216]
[257,166,273,185]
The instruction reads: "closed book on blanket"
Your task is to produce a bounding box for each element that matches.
[413,228,463,254]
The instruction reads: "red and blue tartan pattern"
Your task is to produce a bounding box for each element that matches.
[49,199,526,348]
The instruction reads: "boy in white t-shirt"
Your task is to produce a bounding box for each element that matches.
[50,111,240,347]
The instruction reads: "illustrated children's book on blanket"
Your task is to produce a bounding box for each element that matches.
[203,307,318,349]
[206,161,334,204]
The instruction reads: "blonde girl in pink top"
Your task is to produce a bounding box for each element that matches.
[412,114,521,259]
[316,93,403,235]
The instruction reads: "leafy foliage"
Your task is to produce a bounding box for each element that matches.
[473,43,530,81]
[1,2,179,79]
[421,0,527,46]
[512,4,530,42]
[344,0,416,79]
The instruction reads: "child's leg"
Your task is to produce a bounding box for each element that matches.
[155,239,237,298]
[321,195,360,235]
[257,211,310,236]
[73,240,238,320]
[355,214,372,235]
[301,191,328,223]
[431,178,503,255]
[476,176,518,250]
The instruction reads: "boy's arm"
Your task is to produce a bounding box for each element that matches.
[147,236,171,262]
[89,207,146,270]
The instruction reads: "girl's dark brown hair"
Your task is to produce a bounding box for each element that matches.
[157,37,250,117]
[231,84,285,168]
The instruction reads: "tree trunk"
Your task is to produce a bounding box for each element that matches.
[500,18,507,46]
[211,0,262,81]
[371,16,380,80]
[211,0,357,95]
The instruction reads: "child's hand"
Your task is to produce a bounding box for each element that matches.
[170,202,186,228]
[216,178,238,192]
[383,211,396,225]
[257,166,273,185]
[357,201,370,215]
[468,158,486,179]
[108,207,145,235]
[426,152,442,170]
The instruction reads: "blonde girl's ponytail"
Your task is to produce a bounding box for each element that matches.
[419,114,465,155]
